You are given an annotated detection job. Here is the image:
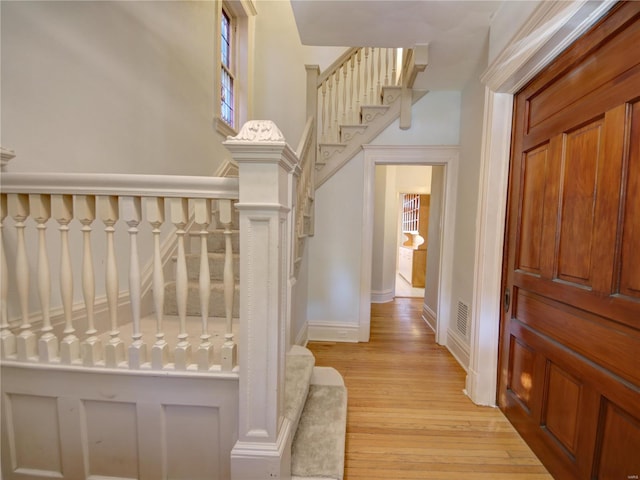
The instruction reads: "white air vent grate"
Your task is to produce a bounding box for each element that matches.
[456,300,469,338]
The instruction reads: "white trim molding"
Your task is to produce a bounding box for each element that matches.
[361,145,459,345]
[447,328,470,374]
[371,289,394,304]
[422,303,436,333]
[467,0,616,406]
[308,321,360,343]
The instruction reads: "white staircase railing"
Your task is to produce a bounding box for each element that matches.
[0,173,239,372]
[315,47,400,145]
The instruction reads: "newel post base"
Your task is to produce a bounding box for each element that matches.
[224,121,298,479]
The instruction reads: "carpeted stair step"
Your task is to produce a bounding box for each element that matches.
[182,253,240,281]
[292,367,347,480]
[286,346,316,433]
[163,281,240,317]
[188,229,240,254]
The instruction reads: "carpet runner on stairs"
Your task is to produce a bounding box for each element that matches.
[286,346,347,480]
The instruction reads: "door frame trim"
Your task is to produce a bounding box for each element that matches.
[360,145,459,344]
[466,0,617,406]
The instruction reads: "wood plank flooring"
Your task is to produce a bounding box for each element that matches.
[306,298,553,479]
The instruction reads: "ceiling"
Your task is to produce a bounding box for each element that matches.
[290,0,503,89]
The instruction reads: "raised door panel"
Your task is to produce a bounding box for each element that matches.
[516,145,549,276]
[619,101,640,300]
[556,119,604,287]
[542,363,582,456]
[500,4,640,479]
[594,402,640,478]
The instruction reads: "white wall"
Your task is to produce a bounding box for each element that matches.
[1,1,238,323]
[371,92,461,146]
[252,0,345,148]
[424,166,444,329]
[371,165,390,300]
[307,153,365,331]
[488,1,541,64]
[307,91,460,338]
[1,1,342,334]
[446,36,489,368]
[1,1,230,175]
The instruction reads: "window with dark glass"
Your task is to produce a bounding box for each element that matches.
[220,7,234,128]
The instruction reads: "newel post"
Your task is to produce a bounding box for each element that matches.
[224,121,299,480]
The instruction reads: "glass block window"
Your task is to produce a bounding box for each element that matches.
[220,7,234,128]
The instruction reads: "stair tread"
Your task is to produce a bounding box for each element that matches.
[291,370,347,480]
[285,347,315,425]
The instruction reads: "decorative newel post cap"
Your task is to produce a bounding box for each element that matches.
[226,120,285,143]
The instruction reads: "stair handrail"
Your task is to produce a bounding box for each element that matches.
[1,171,239,373]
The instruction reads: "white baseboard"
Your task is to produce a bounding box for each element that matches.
[446,328,470,372]
[422,303,436,332]
[371,289,394,303]
[308,321,359,343]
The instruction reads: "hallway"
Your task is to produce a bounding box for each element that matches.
[307,298,552,479]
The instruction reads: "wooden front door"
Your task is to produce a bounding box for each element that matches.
[499,3,640,479]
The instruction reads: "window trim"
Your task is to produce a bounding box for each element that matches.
[214,0,255,138]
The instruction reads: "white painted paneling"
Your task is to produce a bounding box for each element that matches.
[0,365,239,480]
[164,405,221,479]
[5,394,63,476]
[84,400,139,479]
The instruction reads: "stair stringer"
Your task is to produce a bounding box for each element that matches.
[316,88,428,188]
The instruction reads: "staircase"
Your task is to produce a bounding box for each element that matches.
[309,45,429,187]
[164,200,348,479]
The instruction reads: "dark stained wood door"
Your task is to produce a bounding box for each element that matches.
[499,3,640,479]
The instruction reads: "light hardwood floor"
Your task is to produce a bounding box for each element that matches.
[307,297,553,479]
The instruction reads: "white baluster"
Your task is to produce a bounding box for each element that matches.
[122,196,146,368]
[349,55,355,124]
[363,47,370,105]
[334,70,340,143]
[385,48,390,86]
[10,194,36,360]
[392,48,398,85]
[370,48,376,104]
[76,195,101,366]
[356,49,362,122]
[0,194,16,358]
[342,62,348,125]
[146,197,168,368]
[321,81,327,143]
[376,47,382,102]
[52,195,79,364]
[327,76,334,143]
[30,195,57,362]
[193,199,213,371]
[219,199,236,371]
[100,196,124,367]
[170,198,190,369]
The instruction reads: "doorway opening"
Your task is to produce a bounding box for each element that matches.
[360,145,459,345]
